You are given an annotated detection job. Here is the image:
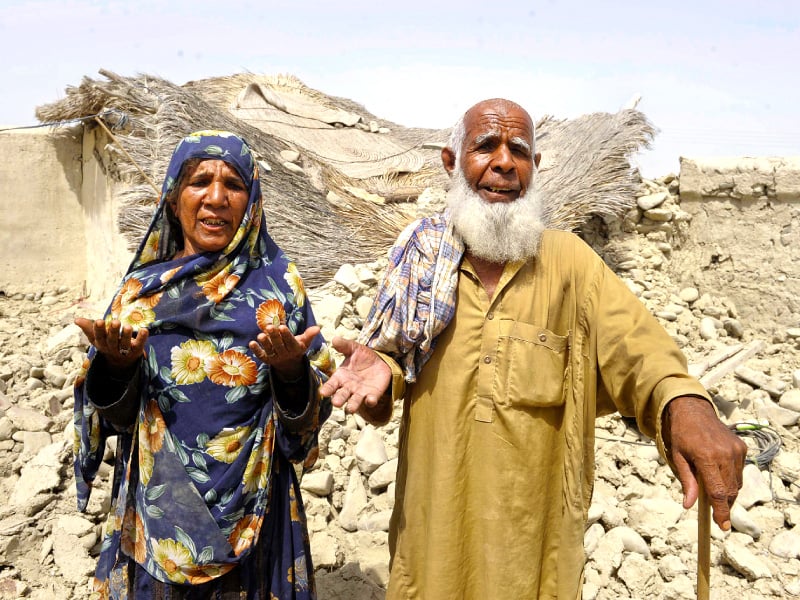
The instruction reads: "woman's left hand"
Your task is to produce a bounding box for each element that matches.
[249,325,320,381]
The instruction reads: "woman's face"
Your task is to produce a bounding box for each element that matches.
[170,159,249,256]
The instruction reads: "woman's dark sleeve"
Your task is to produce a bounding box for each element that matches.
[85,354,142,429]
[271,356,318,429]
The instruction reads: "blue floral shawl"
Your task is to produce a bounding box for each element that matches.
[73,131,332,597]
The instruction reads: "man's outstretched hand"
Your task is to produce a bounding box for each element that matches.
[663,396,747,530]
[319,337,392,422]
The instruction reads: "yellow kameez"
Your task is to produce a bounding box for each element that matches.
[381,230,709,600]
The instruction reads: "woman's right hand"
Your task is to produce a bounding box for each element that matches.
[75,318,149,373]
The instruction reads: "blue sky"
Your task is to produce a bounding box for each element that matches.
[1,0,797,177]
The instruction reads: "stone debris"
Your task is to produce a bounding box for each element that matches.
[0,175,799,598]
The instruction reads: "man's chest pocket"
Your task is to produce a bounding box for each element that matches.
[495,320,570,408]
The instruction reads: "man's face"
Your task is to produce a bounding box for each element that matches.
[453,101,536,204]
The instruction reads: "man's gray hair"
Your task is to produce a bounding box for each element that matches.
[446,107,537,162]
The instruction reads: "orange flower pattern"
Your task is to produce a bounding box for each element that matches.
[228,514,263,556]
[73,131,330,598]
[256,299,287,332]
[198,265,241,303]
[207,349,258,387]
[120,507,146,563]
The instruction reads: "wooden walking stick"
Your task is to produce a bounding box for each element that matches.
[697,481,711,600]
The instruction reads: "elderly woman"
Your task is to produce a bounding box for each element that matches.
[73,131,331,599]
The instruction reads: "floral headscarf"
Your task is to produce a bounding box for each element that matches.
[73,131,331,593]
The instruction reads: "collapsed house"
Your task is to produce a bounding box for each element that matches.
[0,69,653,301]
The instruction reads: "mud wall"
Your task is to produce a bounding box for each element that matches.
[0,128,86,295]
[0,127,132,302]
[668,157,800,334]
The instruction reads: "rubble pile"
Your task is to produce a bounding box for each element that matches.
[1,176,799,599]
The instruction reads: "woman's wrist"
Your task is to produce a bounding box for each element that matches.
[274,368,305,385]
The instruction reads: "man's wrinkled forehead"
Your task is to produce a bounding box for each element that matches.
[465,108,533,143]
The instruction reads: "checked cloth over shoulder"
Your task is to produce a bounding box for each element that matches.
[357,211,464,382]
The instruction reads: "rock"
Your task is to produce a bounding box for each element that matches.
[0,417,12,441]
[350,535,391,587]
[5,406,52,432]
[768,528,800,558]
[282,161,304,174]
[357,510,392,532]
[626,498,684,539]
[730,503,761,539]
[334,264,366,295]
[344,186,385,205]
[19,430,52,459]
[586,501,604,526]
[25,377,45,391]
[9,442,64,508]
[772,451,800,487]
[584,523,605,555]
[54,514,95,537]
[326,190,349,209]
[367,458,397,492]
[338,470,368,532]
[279,149,300,163]
[637,192,669,210]
[643,208,673,222]
[617,552,663,598]
[723,318,744,339]
[699,317,718,340]
[52,516,96,583]
[661,573,695,599]
[354,426,387,475]
[44,323,84,357]
[736,463,774,509]
[657,554,688,581]
[43,364,68,388]
[589,528,624,578]
[310,295,347,332]
[607,526,650,558]
[759,401,799,427]
[310,531,339,568]
[722,537,774,580]
[4,202,800,600]
[785,505,800,527]
[736,366,787,398]
[0,577,28,599]
[354,264,378,286]
[779,388,800,413]
[678,287,700,304]
[787,578,800,597]
[354,296,373,320]
[300,470,334,496]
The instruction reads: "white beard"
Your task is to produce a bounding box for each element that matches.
[447,168,545,263]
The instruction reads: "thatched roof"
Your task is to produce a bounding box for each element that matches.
[36,69,654,285]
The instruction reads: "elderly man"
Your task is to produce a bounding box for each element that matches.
[320,98,746,599]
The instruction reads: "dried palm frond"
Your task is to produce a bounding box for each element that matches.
[37,70,417,284]
[37,70,654,286]
[535,109,655,231]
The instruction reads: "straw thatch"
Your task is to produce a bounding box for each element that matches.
[36,69,654,285]
[535,108,655,231]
